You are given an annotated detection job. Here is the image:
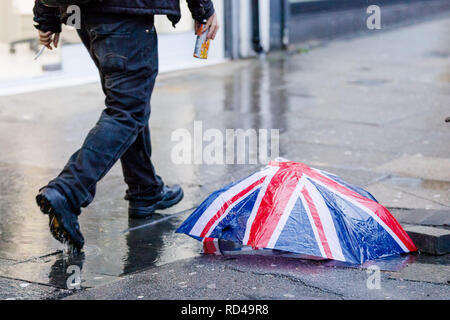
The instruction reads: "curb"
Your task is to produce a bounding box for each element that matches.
[404,225,450,255]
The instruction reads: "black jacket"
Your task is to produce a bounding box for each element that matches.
[33,0,215,32]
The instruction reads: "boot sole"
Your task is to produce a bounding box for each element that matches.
[36,193,78,249]
[129,189,184,219]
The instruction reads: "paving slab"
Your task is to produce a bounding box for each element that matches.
[0,276,70,300]
[382,176,450,205]
[0,251,122,290]
[366,183,447,210]
[366,175,450,210]
[376,154,450,182]
[389,263,450,285]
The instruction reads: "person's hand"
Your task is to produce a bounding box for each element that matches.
[195,13,220,40]
[38,31,60,50]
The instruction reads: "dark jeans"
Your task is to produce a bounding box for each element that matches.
[46,13,163,213]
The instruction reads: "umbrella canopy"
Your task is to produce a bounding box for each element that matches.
[177,160,417,264]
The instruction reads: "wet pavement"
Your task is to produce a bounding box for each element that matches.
[65,254,450,300]
[1,14,450,299]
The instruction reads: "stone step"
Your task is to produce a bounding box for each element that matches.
[404,225,450,255]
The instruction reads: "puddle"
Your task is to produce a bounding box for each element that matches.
[212,251,422,274]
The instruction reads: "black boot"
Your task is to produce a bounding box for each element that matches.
[128,185,184,219]
[36,188,85,251]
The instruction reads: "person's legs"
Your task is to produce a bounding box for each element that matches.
[120,124,163,200]
[121,119,183,219]
[45,14,161,210]
[78,20,163,200]
[37,14,182,249]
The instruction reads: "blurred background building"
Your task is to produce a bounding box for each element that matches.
[0,0,449,96]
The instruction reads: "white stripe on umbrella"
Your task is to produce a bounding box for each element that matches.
[242,166,280,245]
[304,178,346,262]
[299,190,327,259]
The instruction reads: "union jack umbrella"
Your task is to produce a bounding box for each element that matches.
[177,160,417,264]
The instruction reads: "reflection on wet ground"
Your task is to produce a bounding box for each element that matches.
[0,150,270,287]
[1,15,450,295]
[218,251,421,273]
[215,240,425,272]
